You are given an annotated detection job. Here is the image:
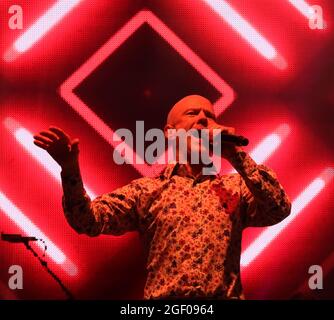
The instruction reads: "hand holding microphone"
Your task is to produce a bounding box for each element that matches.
[217,133,249,146]
[206,124,248,145]
[205,123,248,159]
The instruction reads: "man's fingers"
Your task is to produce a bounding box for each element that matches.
[228,127,236,135]
[33,134,53,145]
[40,130,59,141]
[33,140,49,150]
[220,126,235,135]
[49,126,70,142]
[209,126,233,135]
[71,138,80,147]
[70,138,80,153]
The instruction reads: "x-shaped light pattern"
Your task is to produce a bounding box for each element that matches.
[2,1,332,289]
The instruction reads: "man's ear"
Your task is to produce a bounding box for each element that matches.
[164,124,175,139]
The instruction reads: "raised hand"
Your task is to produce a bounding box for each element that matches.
[33,126,80,169]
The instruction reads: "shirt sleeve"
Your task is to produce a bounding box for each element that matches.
[61,165,143,237]
[230,151,292,228]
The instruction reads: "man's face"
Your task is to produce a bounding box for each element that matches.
[165,95,217,161]
[166,95,216,131]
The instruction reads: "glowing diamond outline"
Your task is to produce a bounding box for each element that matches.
[60,9,235,177]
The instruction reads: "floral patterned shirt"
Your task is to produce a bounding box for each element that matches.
[61,151,291,299]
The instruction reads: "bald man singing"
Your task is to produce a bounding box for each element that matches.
[33,95,291,300]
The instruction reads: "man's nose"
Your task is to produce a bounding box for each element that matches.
[196,110,208,126]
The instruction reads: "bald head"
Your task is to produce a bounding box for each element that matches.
[166,95,214,126]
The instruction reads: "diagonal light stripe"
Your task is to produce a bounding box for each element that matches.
[250,124,290,164]
[251,134,282,164]
[4,0,83,61]
[0,190,77,276]
[287,0,316,19]
[241,167,334,267]
[249,124,290,164]
[4,117,96,199]
[229,124,290,174]
[15,0,82,52]
[202,0,286,69]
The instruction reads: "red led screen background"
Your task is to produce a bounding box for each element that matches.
[0,0,333,299]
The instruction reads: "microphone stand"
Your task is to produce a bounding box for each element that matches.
[22,240,74,300]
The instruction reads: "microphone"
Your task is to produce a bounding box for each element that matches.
[192,129,249,147]
[219,133,249,146]
[1,233,38,243]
